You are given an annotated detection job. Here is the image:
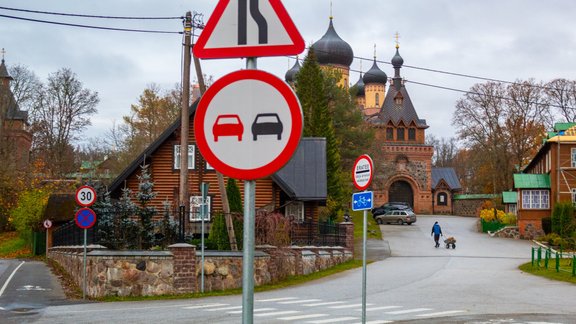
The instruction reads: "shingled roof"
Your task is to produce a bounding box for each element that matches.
[431,167,461,190]
[368,85,427,128]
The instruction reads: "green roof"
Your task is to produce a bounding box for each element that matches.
[513,174,550,189]
[502,191,517,204]
[453,194,499,200]
[554,122,576,132]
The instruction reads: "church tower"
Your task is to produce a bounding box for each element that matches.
[367,43,434,214]
[361,46,387,116]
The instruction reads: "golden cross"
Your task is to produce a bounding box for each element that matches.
[394,32,400,48]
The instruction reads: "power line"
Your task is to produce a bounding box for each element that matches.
[0,13,183,34]
[0,6,183,20]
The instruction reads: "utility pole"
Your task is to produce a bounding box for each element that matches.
[191,12,237,251]
[179,12,192,227]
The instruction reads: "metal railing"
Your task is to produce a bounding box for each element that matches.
[531,246,576,276]
[291,220,346,247]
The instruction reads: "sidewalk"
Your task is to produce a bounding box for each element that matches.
[354,238,391,261]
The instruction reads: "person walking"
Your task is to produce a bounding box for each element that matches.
[431,221,443,248]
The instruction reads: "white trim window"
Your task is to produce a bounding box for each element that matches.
[285,201,304,223]
[521,189,550,209]
[174,145,195,169]
[572,188,576,207]
[572,148,576,167]
[190,195,211,221]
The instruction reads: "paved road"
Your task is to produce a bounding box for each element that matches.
[0,259,69,321]
[4,215,576,323]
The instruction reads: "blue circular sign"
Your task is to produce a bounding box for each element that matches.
[75,208,97,229]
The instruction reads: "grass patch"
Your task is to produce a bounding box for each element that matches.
[351,210,382,240]
[519,260,576,285]
[0,231,32,258]
[98,259,363,302]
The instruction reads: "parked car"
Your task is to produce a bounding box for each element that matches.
[375,209,417,225]
[371,202,411,218]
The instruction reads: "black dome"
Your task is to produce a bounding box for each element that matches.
[391,47,404,68]
[285,59,301,83]
[363,59,387,85]
[311,19,354,67]
[351,74,365,97]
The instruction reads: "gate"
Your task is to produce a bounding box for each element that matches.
[389,180,414,208]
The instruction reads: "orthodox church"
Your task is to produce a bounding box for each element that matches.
[285,17,461,214]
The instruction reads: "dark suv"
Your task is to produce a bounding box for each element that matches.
[371,202,412,218]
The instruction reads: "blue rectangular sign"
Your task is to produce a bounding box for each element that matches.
[352,191,373,211]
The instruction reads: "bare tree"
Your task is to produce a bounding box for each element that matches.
[427,135,459,167]
[8,64,41,111]
[545,78,576,123]
[30,68,99,176]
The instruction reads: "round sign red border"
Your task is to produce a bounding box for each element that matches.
[75,185,97,207]
[75,207,97,229]
[194,69,303,180]
[352,154,374,191]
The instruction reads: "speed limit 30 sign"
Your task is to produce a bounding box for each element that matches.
[75,185,97,207]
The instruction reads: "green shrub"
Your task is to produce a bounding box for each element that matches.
[10,188,51,241]
[551,201,575,237]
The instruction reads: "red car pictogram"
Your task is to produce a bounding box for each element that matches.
[213,114,244,142]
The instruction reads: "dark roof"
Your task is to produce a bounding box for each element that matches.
[367,84,427,128]
[363,59,387,85]
[351,73,365,97]
[44,194,77,222]
[431,168,461,190]
[0,59,12,80]
[108,100,327,203]
[311,18,353,67]
[272,138,327,201]
[285,58,301,83]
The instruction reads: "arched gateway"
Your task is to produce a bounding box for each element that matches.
[388,180,414,208]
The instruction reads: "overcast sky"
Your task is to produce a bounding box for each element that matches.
[2,0,576,144]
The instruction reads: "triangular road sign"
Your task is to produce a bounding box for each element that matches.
[194,0,305,59]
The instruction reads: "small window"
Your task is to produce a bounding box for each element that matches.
[408,128,416,141]
[437,192,448,206]
[572,188,576,206]
[572,148,576,167]
[375,93,380,107]
[174,145,195,170]
[190,195,211,221]
[397,128,405,141]
[386,127,394,140]
[285,201,304,223]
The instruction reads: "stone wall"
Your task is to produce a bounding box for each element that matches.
[453,199,486,217]
[491,226,520,239]
[49,244,353,298]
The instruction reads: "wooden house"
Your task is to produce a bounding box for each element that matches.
[108,101,327,239]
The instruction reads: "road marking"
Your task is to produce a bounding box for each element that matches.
[204,305,242,311]
[254,310,300,317]
[385,307,432,315]
[227,307,276,314]
[329,303,372,309]
[0,261,24,297]
[16,285,51,291]
[416,310,467,317]
[278,313,328,320]
[182,303,228,309]
[360,321,394,324]
[308,317,357,323]
[279,299,322,304]
[305,301,345,307]
[257,297,298,302]
[363,306,402,311]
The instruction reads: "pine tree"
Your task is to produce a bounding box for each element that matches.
[226,178,243,248]
[136,164,157,249]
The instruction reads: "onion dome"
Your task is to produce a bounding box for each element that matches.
[285,58,301,83]
[311,18,354,67]
[362,59,387,85]
[351,73,365,97]
[391,45,404,68]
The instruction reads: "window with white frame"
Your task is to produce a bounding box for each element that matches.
[509,204,517,215]
[572,188,576,206]
[437,192,448,206]
[174,145,195,169]
[572,148,576,167]
[521,189,549,209]
[189,195,211,221]
[285,201,304,223]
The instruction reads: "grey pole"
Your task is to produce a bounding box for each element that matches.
[83,228,87,300]
[242,57,257,324]
[201,182,209,293]
[362,208,367,323]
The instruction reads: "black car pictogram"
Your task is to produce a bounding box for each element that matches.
[251,113,283,141]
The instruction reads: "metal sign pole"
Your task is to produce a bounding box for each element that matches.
[201,182,209,293]
[83,228,87,300]
[362,208,367,323]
